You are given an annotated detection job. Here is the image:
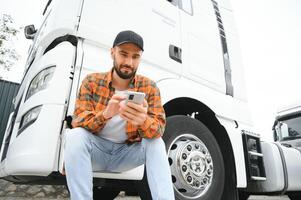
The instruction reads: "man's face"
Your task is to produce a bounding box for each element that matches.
[111,43,142,80]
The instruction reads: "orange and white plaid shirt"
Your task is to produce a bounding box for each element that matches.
[71,69,166,143]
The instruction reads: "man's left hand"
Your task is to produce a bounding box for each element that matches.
[119,99,148,126]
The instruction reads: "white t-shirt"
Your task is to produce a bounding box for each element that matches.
[98,90,127,143]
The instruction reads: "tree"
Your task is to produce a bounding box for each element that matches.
[0,14,21,79]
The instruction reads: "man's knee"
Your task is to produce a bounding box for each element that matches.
[142,137,166,152]
[65,127,92,154]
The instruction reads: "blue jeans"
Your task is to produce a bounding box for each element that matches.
[64,127,174,200]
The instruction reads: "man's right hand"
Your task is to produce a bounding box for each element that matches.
[103,94,126,119]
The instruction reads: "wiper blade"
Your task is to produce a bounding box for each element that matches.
[281,143,292,147]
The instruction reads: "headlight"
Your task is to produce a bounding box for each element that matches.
[25,66,55,100]
[18,106,42,135]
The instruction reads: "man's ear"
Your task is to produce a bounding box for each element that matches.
[110,47,115,59]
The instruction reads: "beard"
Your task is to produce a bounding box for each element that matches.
[113,59,137,80]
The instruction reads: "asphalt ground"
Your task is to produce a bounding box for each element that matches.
[0,195,291,200]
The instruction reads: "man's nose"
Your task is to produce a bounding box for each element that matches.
[124,57,133,67]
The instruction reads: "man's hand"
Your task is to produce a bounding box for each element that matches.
[119,99,148,126]
[103,94,126,119]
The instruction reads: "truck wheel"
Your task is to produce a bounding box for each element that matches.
[93,186,120,200]
[163,115,225,200]
[288,193,301,200]
[238,191,250,200]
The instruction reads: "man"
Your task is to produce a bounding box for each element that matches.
[64,30,175,200]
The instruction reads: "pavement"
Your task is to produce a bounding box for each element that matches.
[0,195,290,200]
[248,196,289,200]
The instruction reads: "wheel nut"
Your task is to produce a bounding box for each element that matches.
[182,165,187,172]
[195,180,200,187]
[182,153,187,159]
[187,176,192,183]
[187,145,192,151]
[203,178,207,184]
[195,144,199,149]
[207,157,211,163]
[207,169,211,175]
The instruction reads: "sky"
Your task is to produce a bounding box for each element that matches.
[0,0,300,141]
[231,0,301,140]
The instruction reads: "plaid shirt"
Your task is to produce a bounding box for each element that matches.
[71,69,166,143]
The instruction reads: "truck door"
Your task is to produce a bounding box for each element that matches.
[76,0,182,82]
[179,0,229,94]
[141,0,182,79]
[0,42,76,176]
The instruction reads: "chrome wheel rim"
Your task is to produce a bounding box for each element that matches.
[168,134,213,199]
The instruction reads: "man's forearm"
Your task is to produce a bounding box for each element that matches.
[138,115,166,138]
[72,110,109,133]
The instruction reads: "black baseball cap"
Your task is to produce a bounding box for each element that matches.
[113,30,144,51]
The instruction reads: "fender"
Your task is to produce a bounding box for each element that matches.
[157,77,254,188]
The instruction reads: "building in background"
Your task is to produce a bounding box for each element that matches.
[0,79,20,148]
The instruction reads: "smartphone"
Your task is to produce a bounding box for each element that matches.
[126,91,145,105]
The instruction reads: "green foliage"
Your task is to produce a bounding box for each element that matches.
[0,14,21,77]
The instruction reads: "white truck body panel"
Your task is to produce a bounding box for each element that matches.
[283,146,301,191]
[1,42,75,176]
[77,0,182,78]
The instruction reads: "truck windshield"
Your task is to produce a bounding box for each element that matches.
[279,116,301,141]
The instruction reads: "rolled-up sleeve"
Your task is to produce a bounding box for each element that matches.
[138,83,166,138]
[71,75,108,133]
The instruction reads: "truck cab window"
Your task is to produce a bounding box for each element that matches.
[179,0,193,15]
[279,116,301,141]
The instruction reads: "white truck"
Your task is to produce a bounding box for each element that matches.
[270,101,301,200]
[1,0,301,199]
[273,100,301,148]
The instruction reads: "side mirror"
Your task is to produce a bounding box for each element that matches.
[275,122,289,141]
[279,122,289,139]
[24,25,37,40]
[273,129,279,142]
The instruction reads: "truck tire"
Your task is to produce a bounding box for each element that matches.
[93,186,120,200]
[163,115,225,200]
[288,193,301,200]
[238,191,250,200]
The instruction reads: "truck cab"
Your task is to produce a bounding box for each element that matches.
[243,101,301,200]
[272,101,301,200]
[274,101,301,150]
[274,101,301,200]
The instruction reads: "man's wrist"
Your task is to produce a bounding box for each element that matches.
[102,110,111,120]
[139,116,152,131]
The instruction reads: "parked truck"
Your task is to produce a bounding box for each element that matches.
[1,0,301,199]
[271,101,301,200]
[273,100,301,148]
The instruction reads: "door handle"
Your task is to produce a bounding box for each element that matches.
[169,45,182,63]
